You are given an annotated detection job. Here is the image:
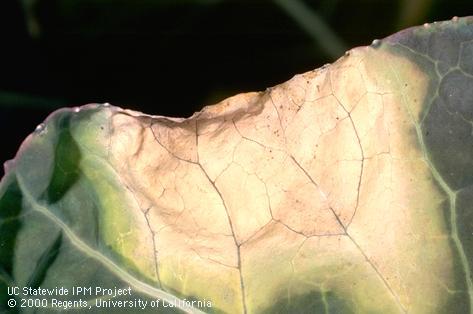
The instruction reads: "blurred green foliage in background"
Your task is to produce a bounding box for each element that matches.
[0,0,472,171]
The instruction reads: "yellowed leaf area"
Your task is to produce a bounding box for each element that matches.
[88,45,453,313]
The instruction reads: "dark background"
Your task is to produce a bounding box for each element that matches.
[1,0,472,175]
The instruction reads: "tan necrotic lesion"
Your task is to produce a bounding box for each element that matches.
[93,42,454,313]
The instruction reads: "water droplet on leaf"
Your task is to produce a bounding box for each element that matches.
[371,39,381,47]
[34,123,46,135]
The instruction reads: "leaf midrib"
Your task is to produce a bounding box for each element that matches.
[16,173,207,314]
